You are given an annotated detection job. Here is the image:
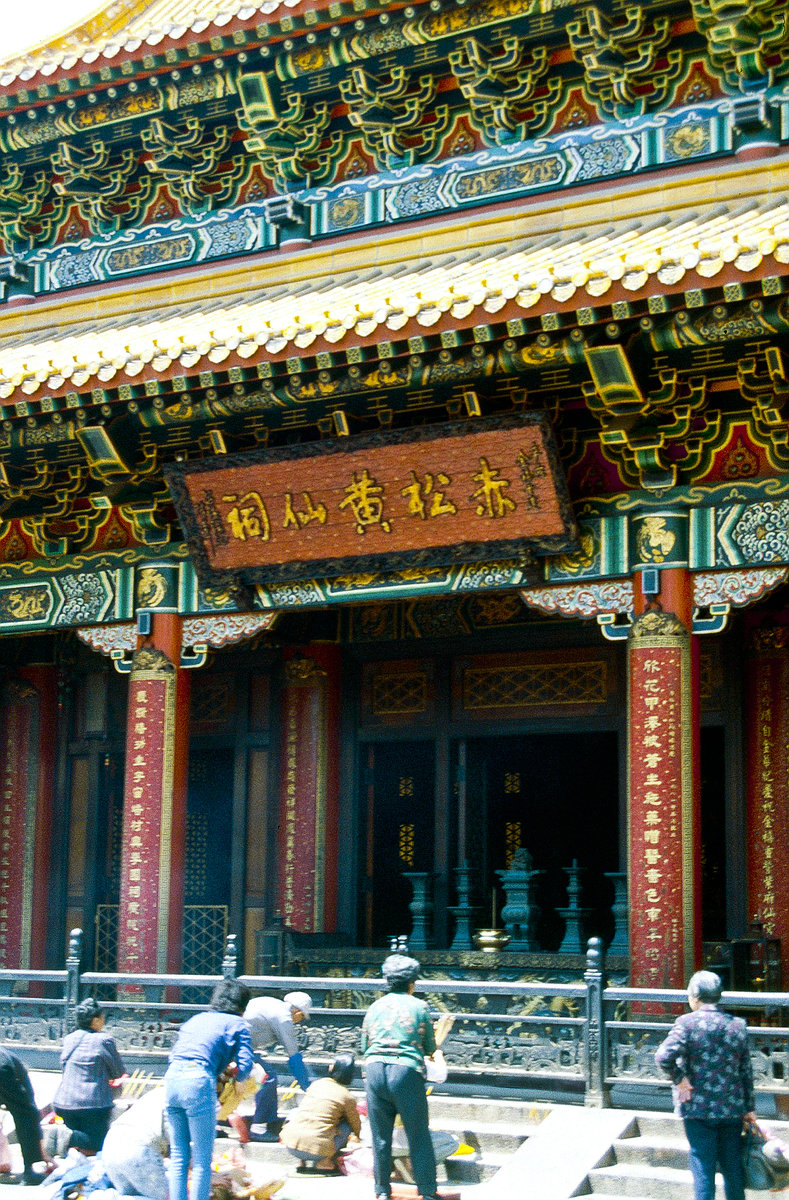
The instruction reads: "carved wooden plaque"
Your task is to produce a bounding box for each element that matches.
[166,413,576,584]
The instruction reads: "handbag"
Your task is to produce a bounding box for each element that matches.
[743,1125,782,1190]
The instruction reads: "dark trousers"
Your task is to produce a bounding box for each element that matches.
[53,1106,113,1153]
[0,1049,42,1173]
[365,1062,436,1200]
[252,1057,279,1127]
[684,1118,745,1200]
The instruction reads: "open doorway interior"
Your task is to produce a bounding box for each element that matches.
[359,740,435,946]
[463,731,620,949]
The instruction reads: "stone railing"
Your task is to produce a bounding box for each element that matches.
[0,931,787,1107]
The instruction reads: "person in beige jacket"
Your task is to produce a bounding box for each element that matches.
[280,1053,361,1173]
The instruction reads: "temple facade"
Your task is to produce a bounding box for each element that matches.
[0,0,787,989]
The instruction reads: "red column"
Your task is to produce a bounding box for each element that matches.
[279,647,341,932]
[0,667,58,968]
[745,617,789,977]
[117,615,190,974]
[627,569,701,987]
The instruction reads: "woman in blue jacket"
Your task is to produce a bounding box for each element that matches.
[164,979,253,1200]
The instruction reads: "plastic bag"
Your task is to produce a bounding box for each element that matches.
[337,1145,374,1177]
[425,1050,448,1085]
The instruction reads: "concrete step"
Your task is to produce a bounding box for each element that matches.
[230,1134,501,1185]
[444,1150,507,1185]
[425,1097,549,1127]
[589,1170,740,1200]
[612,1136,690,1170]
[422,1117,528,1155]
[588,1163,698,1198]
[630,1114,686,1141]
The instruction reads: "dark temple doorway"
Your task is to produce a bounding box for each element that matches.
[360,740,436,946]
[184,747,234,971]
[700,725,727,942]
[464,732,620,950]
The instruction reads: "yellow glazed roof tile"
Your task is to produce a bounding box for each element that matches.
[0,0,302,84]
[2,193,789,400]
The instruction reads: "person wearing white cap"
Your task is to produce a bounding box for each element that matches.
[234,992,314,1143]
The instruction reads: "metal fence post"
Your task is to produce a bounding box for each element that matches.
[65,927,82,1034]
[583,935,610,1108]
[222,934,238,979]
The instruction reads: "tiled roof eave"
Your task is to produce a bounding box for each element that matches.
[0,238,786,406]
[0,0,377,89]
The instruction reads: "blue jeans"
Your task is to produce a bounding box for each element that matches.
[365,1062,436,1199]
[684,1118,745,1200]
[164,1063,217,1200]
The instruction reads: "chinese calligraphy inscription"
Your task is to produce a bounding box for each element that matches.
[171,415,575,584]
[117,651,176,975]
[628,611,694,990]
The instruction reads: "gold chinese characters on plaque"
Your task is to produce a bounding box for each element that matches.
[166,414,577,584]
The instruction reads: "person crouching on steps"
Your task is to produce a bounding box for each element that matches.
[280,1053,361,1173]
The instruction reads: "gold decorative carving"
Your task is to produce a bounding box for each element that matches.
[553,529,598,576]
[142,117,241,213]
[630,611,687,639]
[463,662,607,710]
[750,623,789,654]
[448,38,560,144]
[399,822,415,867]
[340,66,448,169]
[132,647,175,674]
[52,140,150,233]
[284,655,327,686]
[721,435,759,478]
[3,679,37,703]
[371,671,428,715]
[568,6,684,117]
[636,517,677,564]
[505,821,522,867]
[136,568,168,609]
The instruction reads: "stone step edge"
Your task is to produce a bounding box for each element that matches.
[614,1136,690,1150]
[591,1163,696,1183]
[422,1118,531,1136]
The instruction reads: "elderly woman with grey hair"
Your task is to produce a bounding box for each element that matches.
[655,970,757,1200]
[361,954,439,1200]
